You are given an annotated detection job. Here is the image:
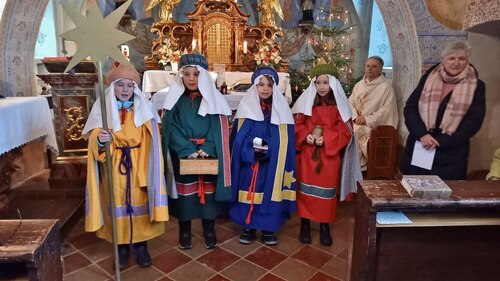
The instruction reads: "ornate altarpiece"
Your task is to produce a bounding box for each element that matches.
[144,0,285,71]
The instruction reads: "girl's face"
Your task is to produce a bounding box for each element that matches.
[442,50,468,77]
[114,79,135,101]
[181,66,200,91]
[315,75,330,97]
[256,76,274,99]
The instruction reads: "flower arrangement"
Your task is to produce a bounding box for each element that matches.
[156,38,181,66]
[253,38,284,69]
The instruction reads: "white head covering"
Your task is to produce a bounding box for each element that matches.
[161,65,232,116]
[81,80,161,138]
[291,75,352,122]
[234,74,294,125]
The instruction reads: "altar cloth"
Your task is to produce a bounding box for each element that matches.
[143,70,291,100]
[0,96,58,155]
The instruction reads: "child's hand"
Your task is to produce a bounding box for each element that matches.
[98,130,112,143]
[187,152,199,159]
[306,134,315,145]
[198,150,209,158]
[315,136,324,146]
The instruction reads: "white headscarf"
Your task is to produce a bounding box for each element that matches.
[81,80,161,138]
[160,65,232,116]
[291,75,352,122]
[234,74,294,125]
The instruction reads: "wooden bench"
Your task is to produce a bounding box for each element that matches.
[0,219,62,281]
[366,125,398,180]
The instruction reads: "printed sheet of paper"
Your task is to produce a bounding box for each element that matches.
[376,211,413,224]
[411,140,436,170]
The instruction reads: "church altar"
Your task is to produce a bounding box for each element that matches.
[143,70,292,111]
[0,97,57,156]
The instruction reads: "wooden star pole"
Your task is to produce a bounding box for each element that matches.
[59,0,136,278]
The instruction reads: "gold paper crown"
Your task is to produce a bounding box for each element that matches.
[310,58,338,78]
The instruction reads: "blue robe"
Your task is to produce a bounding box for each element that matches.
[229,112,297,232]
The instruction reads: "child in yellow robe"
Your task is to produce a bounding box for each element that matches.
[82,62,168,269]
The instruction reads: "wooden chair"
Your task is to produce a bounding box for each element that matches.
[366,125,398,180]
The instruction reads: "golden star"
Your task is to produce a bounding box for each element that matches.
[59,0,135,73]
[283,170,296,189]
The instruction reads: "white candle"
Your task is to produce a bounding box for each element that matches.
[243,40,248,54]
[192,39,197,51]
[120,44,130,61]
[320,32,323,40]
[171,61,178,72]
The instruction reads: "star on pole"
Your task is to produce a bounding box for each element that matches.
[59,0,135,73]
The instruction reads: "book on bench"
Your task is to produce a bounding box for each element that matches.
[400,175,452,199]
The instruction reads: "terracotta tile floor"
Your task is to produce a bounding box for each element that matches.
[61,202,356,281]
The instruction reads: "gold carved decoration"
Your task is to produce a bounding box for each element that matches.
[145,0,181,24]
[64,106,85,142]
[145,0,286,72]
[257,0,284,28]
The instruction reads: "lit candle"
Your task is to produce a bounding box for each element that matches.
[192,39,197,51]
[243,40,248,54]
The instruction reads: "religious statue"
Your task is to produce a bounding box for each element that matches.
[146,0,181,23]
[257,0,284,27]
[301,0,315,23]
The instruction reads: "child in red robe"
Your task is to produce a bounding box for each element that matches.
[291,63,362,246]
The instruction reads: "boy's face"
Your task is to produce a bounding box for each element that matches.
[114,79,135,101]
[181,66,200,91]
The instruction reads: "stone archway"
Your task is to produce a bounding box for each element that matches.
[375,0,421,136]
[0,0,48,97]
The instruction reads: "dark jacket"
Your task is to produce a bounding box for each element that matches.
[400,63,486,180]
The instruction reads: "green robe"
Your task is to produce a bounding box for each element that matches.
[162,93,231,221]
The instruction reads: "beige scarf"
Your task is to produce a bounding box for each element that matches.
[418,64,477,135]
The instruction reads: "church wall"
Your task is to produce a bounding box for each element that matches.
[468,32,500,172]
[0,0,497,175]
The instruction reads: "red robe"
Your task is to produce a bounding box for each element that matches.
[295,103,351,222]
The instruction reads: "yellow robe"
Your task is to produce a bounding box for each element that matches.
[86,112,168,244]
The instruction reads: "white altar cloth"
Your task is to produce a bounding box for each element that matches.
[151,91,244,111]
[0,96,58,155]
[142,70,292,107]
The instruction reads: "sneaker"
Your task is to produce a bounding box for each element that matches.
[133,242,152,267]
[239,228,256,244]
[202,219,218,249]
[179,220,192,250]
[117,244,130,269]
[261,231,278,246]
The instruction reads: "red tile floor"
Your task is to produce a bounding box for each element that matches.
[62,202,356,281]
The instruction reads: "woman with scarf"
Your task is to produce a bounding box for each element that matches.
[83,62,168,269]
[292,62,362,246]
[400,40,486,180]
[161,54,232,250]
[230,66,296,246]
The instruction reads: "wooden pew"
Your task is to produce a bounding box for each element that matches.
[0,219,62,281]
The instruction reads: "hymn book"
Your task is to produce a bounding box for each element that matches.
[400,175,452,199]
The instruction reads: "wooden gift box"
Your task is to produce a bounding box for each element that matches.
[179,159,218,175]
